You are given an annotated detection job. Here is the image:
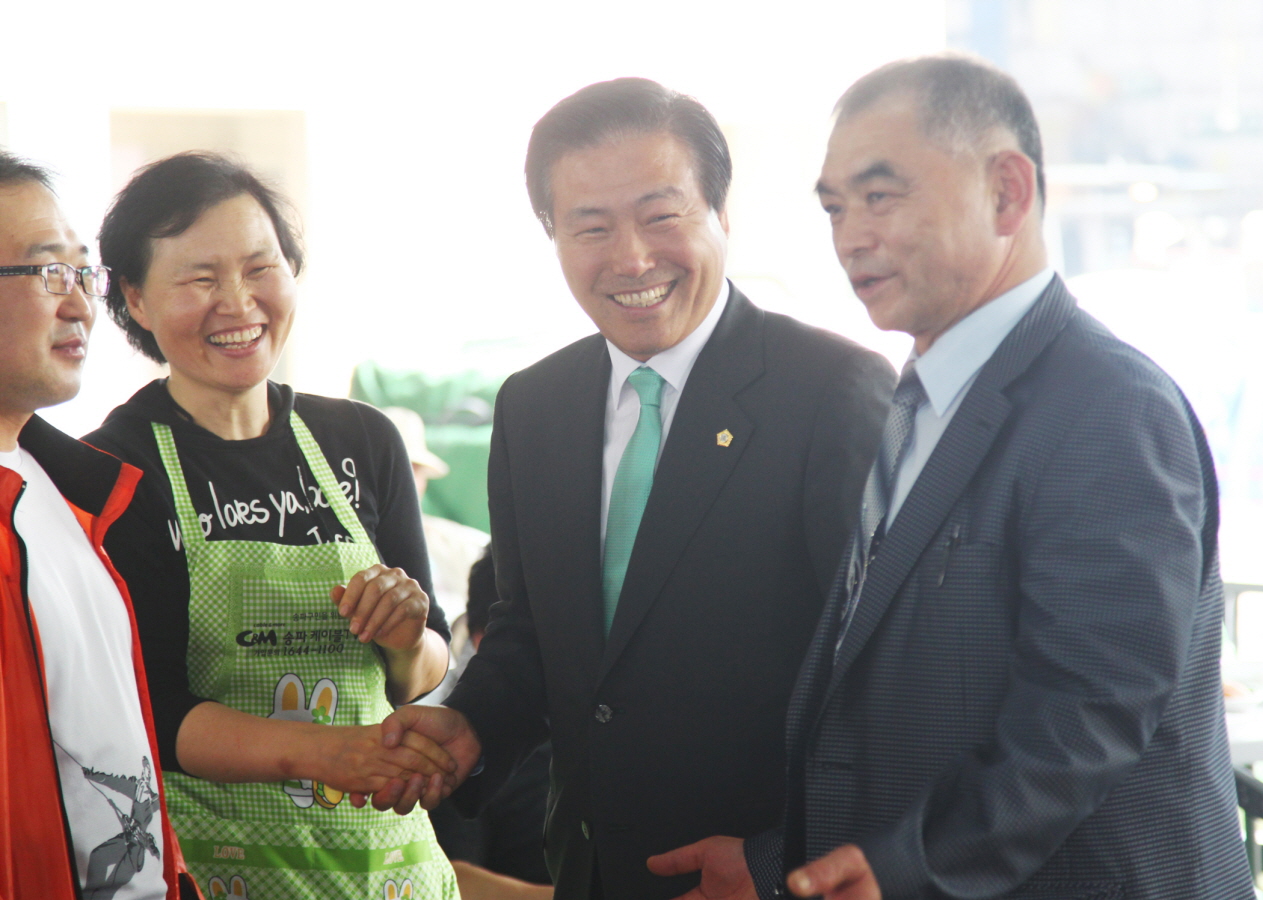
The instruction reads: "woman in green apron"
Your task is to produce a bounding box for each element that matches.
[85,152,461,898]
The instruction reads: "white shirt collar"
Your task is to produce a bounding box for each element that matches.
[914,268,1055,415]
[606,279,730,397]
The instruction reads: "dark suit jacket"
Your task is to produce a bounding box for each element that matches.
[446,287,894,899]
[748,277,1253,900]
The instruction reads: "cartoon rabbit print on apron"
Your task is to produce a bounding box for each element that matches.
[268,673,347,810]
[208,875,248,899]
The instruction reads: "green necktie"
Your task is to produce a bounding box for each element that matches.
[602,366,666,634]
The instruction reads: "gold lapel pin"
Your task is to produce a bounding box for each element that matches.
[716,429,733,448]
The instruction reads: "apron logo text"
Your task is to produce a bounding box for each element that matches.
[236,629,279,647]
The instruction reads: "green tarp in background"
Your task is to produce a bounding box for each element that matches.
[350,361,506,533]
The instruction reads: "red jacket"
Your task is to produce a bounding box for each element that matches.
[0,415,198,900]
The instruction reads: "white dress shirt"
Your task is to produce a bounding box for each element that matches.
[887,268,1055,526]
[600,280,730,544]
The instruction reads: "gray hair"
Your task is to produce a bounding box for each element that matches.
[836,53,1045,206]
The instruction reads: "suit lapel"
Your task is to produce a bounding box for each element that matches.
[825,386,1012,685]
[785,538,858,754]
[546,338,611,684]
[598,290,764,681]
[813,278,1080,718]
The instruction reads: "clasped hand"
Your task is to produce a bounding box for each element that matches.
[348,705,483,813]
[328,567,479,807]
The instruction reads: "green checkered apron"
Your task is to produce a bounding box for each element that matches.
[152,413,458,899]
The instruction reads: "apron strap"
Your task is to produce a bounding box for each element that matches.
[288,411,374,546]
[151,421,208,553]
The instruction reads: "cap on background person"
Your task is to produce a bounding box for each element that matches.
[383,406,450,479]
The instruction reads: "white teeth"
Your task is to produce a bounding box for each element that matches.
[611,282,672,308]
[208,325,264,346]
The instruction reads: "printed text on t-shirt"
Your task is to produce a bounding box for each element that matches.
[166,456,363,548]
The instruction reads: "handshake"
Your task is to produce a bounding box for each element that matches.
[344,706,482,814]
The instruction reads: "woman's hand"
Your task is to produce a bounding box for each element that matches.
[333,564,429,652]
[333,564,450,702]
[175,701,457,791]
[310,722,457,795]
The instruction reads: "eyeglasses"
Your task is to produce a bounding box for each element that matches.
[0,263,111,298]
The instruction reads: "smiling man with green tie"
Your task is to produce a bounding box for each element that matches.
[370,77,894,900]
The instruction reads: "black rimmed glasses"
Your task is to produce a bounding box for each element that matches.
[0,262,111,298]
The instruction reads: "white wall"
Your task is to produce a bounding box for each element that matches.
[0,0,944,435]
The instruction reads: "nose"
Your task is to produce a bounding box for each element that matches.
[609,226,655,279]
[833,211,877,263]
[59,279,95,326]
[215,277,256,315]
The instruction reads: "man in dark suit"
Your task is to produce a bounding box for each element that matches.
[650,55,1255,900]
[369,78,894,899]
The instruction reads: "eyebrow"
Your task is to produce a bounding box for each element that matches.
[636,186,686,205]
[815,162,907,197]
[25,241,89,259]
[565,185,688,221]
[176,248,275,272]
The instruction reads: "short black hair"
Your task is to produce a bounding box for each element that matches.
[98,151,304,363]
[466,548,497,639]
[0,149,53,191]
[525,77,732,237]
[836,53,1046,207]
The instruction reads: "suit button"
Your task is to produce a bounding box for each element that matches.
[594,704,614,723]
[581,819,591,839]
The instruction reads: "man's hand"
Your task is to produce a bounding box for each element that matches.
[359,705,483,814]
[309,722,455,794]
[647,836,757,900]
[786,845,880,900]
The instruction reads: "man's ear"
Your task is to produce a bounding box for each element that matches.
[122,279,151,330]
[990,149,1038,237]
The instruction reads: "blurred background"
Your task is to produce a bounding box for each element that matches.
[3,0,1261,586]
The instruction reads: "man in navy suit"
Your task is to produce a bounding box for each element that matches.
[651,54,1254,900]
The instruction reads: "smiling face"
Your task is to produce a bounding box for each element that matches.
[0,181,94,445]
[818,94,1010,353]
[551,131,729,361]
[125,193,297,404]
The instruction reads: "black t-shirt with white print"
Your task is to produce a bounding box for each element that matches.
[84,380,447,774]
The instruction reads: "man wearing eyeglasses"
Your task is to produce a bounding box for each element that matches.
[0,151,193,899]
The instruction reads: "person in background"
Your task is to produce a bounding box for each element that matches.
[382,406,490,639]
[83,152,457,898]
[0,150,195,898]
[651,53,1254,900]
[369,77,894,900]
[429,549,553,898]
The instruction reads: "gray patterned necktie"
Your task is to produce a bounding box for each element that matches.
[836,361,927,661]
[859,360,927,556]
[838,358,929,661]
